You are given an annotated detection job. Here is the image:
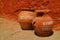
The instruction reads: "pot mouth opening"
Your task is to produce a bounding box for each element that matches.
[36,12,45,17]
[21,9,35,12]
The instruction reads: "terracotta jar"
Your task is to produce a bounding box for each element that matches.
[32,14,54,37]
[18,9,36,30]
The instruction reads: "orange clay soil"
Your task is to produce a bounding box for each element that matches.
[0,0,60,30]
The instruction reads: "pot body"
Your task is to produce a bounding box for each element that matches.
[32,15,54,37]
[18,11,36,30]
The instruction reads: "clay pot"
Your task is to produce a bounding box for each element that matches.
[18,9,36,30]
[32,15,54,37]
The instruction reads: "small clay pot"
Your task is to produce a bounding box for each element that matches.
[32,15,54,37]
[18,9,36,30]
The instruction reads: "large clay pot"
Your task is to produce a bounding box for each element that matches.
[32,15,54,37]
[18,9,36,30]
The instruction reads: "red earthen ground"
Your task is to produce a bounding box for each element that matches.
[0,0,60,30]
